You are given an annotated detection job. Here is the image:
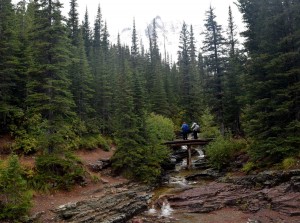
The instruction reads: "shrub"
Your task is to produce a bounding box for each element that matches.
[242,161,256,173]
[145,113,175,146]
[0,155,32,221]
[199,108,221,139]
[112,113,175,184]
[11,114,44,154]
[206,137,246,170]
[29,153,85,191]
[79,134,110,151]
[282,157,297,170]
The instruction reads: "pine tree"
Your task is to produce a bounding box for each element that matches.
[223,6,244,135]
[81,7,92,60]
[67,0,94,132]
[14,0,32,109]
[130,19,146,137]
[0,155,32,220]
[90,5,113,133]
[202,6,226,135]
[147,19,169,116]
[238,0,300,161]
[67,0,79,45]
[111,36,144,175]
[0,0,22,133]
[177,22,191,121]
[26,0,75,153]
[177,23,203,123]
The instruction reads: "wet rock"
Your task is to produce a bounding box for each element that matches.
[290,176,300,192]
[53,184,152,223]
[88,158,111,172]
[185,168,222,181]
[131,218,143,223]
[193,158,209,169]
[161,156,176,171]
[247,219,261,223]
[220,169,300,189]
[165,170,300,217]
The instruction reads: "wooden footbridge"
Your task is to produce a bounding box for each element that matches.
[164,139,212,169]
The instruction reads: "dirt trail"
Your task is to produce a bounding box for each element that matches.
[29,148,128,222]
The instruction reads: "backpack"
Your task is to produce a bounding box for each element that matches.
[194,124,200,132]
[182,124,189,132]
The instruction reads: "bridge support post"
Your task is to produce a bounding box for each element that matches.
[187,145,192,169]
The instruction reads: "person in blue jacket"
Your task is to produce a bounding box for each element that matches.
[181,122,189,140]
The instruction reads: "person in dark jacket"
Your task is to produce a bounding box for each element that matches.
[181,122,189,140]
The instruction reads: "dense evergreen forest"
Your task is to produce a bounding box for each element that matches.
[0,0,299,220]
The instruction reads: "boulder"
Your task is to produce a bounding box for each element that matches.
[53,184,152,223]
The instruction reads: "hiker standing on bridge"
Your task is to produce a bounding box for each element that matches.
[191,122,200,139]
[181,122,189,140]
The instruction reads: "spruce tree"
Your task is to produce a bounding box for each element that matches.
[131,19,146,138]
[177,22,192,121]
[26,0,75,153]
[238,0,300,161]
[223,6,244,136]
[91,5,113,133]
[0,0,22,133]
[67,0,94,133]
[201,6,226,135]
[147,19,169,116]
[67,0,79,45]
[0,155,32,220]
[81,7,92,60]
[111,36,143,175]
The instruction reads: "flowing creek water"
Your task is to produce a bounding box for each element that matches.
[135,145,255,223]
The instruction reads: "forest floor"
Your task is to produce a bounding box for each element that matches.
[28,147,129,222]
[0,135,128,222]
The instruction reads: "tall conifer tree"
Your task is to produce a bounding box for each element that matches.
[131,19,146,137]
[81,7,92,60]
[177,22,192,121]
[238,0,300,160]
[202,6,226,135]
[223,6,243,135]
[26,0,75,153]
[67,0,94,131]
[0,0,22,132]
[147,19,169,116]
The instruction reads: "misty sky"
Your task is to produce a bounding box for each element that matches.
[12,0,245,57]
[63,0,243,35]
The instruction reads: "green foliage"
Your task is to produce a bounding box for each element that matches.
[112,113,174,183]
[282,157,297,170]
[206,137,246,170]
[145,113,175,146]
[79,134,110,151]
[11,114,44,154]
[238,0,300,163]
[29,153,85,191]
[246,138,298,164]
[1,0,299,181]
[0,155,32,221]
[199,108,221,138]
[242,161,256,174]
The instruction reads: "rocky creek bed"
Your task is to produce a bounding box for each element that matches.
[27,147,300,223]
[132,169,300,223]
[30,169,300,223]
